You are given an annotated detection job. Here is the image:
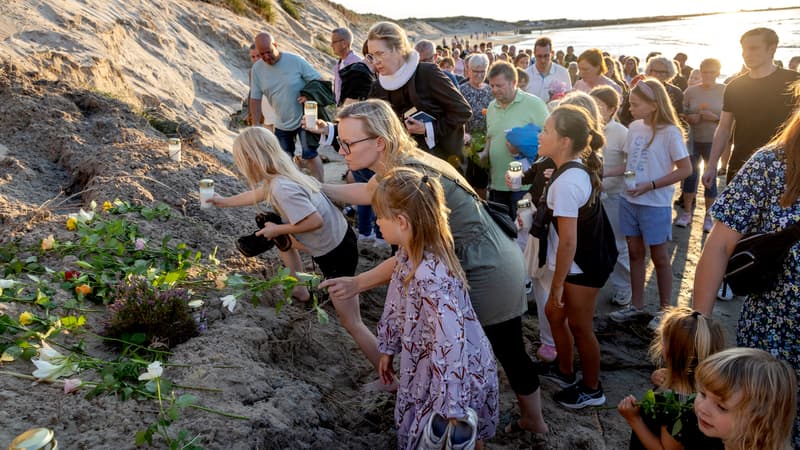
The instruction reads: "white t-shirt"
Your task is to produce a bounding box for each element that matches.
[268,176,347,257]
[545,163,592,274]
[525,63,573,102]
[622,120,688,207]
[601,119,629,195]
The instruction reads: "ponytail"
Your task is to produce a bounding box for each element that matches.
[582,128,605,203]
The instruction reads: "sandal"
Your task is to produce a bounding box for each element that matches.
[502,414,525,434]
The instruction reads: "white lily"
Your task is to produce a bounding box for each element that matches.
[32,358,76,381]
[38,342,66,363]
[138,361,163,381]
[0,279,16,289]
[220,295,237,312]
[187,300,204,308]
[68,209,95,224]
[63,378,82,394]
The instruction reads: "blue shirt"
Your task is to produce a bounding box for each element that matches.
[251,52,320,130]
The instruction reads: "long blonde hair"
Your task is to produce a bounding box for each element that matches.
[768,79,800,208]
[372,167,467,288]
[649,307,726,394]
[695,348,797,450]
[630,77,686,148]
[231,127,320,203]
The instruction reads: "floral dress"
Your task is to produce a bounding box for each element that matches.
[377,248,499,450]
[458,82,492,134]
[709,147,800,444]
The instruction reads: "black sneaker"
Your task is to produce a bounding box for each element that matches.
[236,233,274,257]
[534,361,577,388]
[255,212,291,251]
[554,381,606,409]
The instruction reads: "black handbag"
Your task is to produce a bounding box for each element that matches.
[724,221,800,296]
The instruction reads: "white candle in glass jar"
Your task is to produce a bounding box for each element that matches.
[168,138,181,162]
[304,101,317,130]
[507,161,523,191]
[624,170,637,190]
[199,179,214,209]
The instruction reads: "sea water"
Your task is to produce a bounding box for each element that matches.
[510,8,800,80]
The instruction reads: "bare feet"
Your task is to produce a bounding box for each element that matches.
[292,286,310,302]
[361,378,398,393]
[504,416,549,434]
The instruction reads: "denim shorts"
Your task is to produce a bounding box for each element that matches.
[274,127,319,160]
[619,197,672,246]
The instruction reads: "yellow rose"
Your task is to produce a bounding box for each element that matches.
[41,234,55,251]
[102,201,113,212]
[66,217,78,231]
[19,311,34,326]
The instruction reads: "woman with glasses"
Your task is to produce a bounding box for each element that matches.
[644,55,684,117]
[320,99,550,437]
[459,53,493,195]
[573,48,622,95]
[366,22,472,169]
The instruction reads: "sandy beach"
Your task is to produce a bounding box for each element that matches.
[0,1,744,448]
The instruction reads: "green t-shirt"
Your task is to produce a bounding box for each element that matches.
[486,89,548,191]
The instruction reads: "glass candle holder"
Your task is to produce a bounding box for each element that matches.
[507,161,523,191]
[168,138,181,162]
[304,101,317,129]
[199,179,214,209]
[624,170,637,190]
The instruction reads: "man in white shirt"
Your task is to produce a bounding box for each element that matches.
[525,37,572,103]
[331,27,361,105]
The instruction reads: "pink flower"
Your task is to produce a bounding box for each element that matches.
[63,378,82,394]
[134,238,146,251]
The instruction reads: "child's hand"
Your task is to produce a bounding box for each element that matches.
[319,276,360,301]
[206,194,227,208]
[378,354,395,385]
[548,283,565,308]
[627,181,654,197]
[505,172,513,189]
[617,395,641,422]
[255,222,281,239]
[651,368,667,387]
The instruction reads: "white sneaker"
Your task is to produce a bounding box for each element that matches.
[674,211,692,228]
[610,291,632,306]
[609,306,646,324]
[717,282,734,301]
[647,312,664,331]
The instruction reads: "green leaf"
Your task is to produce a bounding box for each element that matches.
[316,308,329,324]
[175,394,197,409]
[167,404,180,421]
[76,260,96,270]
[135,430,151,446]
[35,289,51,307]
[3,345,21,358]
[671,419,683,436]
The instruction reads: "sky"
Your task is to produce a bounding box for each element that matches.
[334,0,800,22]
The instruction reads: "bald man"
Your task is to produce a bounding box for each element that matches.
[250,33,324,181]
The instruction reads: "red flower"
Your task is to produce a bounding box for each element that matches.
[64,270,81,281]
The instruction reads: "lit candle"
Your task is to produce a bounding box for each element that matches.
[199,179,214,209]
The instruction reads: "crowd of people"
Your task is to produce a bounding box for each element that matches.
[215,22,800,450]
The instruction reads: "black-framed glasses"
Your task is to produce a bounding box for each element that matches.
[337,136,376,154]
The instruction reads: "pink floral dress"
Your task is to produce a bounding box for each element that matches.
[377,248,499,450]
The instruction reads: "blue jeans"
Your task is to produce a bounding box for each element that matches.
[352,168,381,238]
[274,127,319,160]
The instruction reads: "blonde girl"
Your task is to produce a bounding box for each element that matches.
[373,167,498,450]
[208,127,367,360]
[618,307,726,449]
[695,348,797,450]
[608,78,691,330]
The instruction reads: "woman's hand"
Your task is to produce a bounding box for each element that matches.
[378,354,395,385]
[700,110,719,122]
[684,113,701,124]
[301,118,329,135]
[319,276,361,301]
[617,395,641,422]
[404,117,426,135]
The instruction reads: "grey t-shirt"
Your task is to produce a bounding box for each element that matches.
[268,177,346,257]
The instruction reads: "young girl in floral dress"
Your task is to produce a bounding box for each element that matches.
[373,167,499,450]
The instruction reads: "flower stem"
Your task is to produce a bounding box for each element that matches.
[172,383,223,393]
[187,404,249,420]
